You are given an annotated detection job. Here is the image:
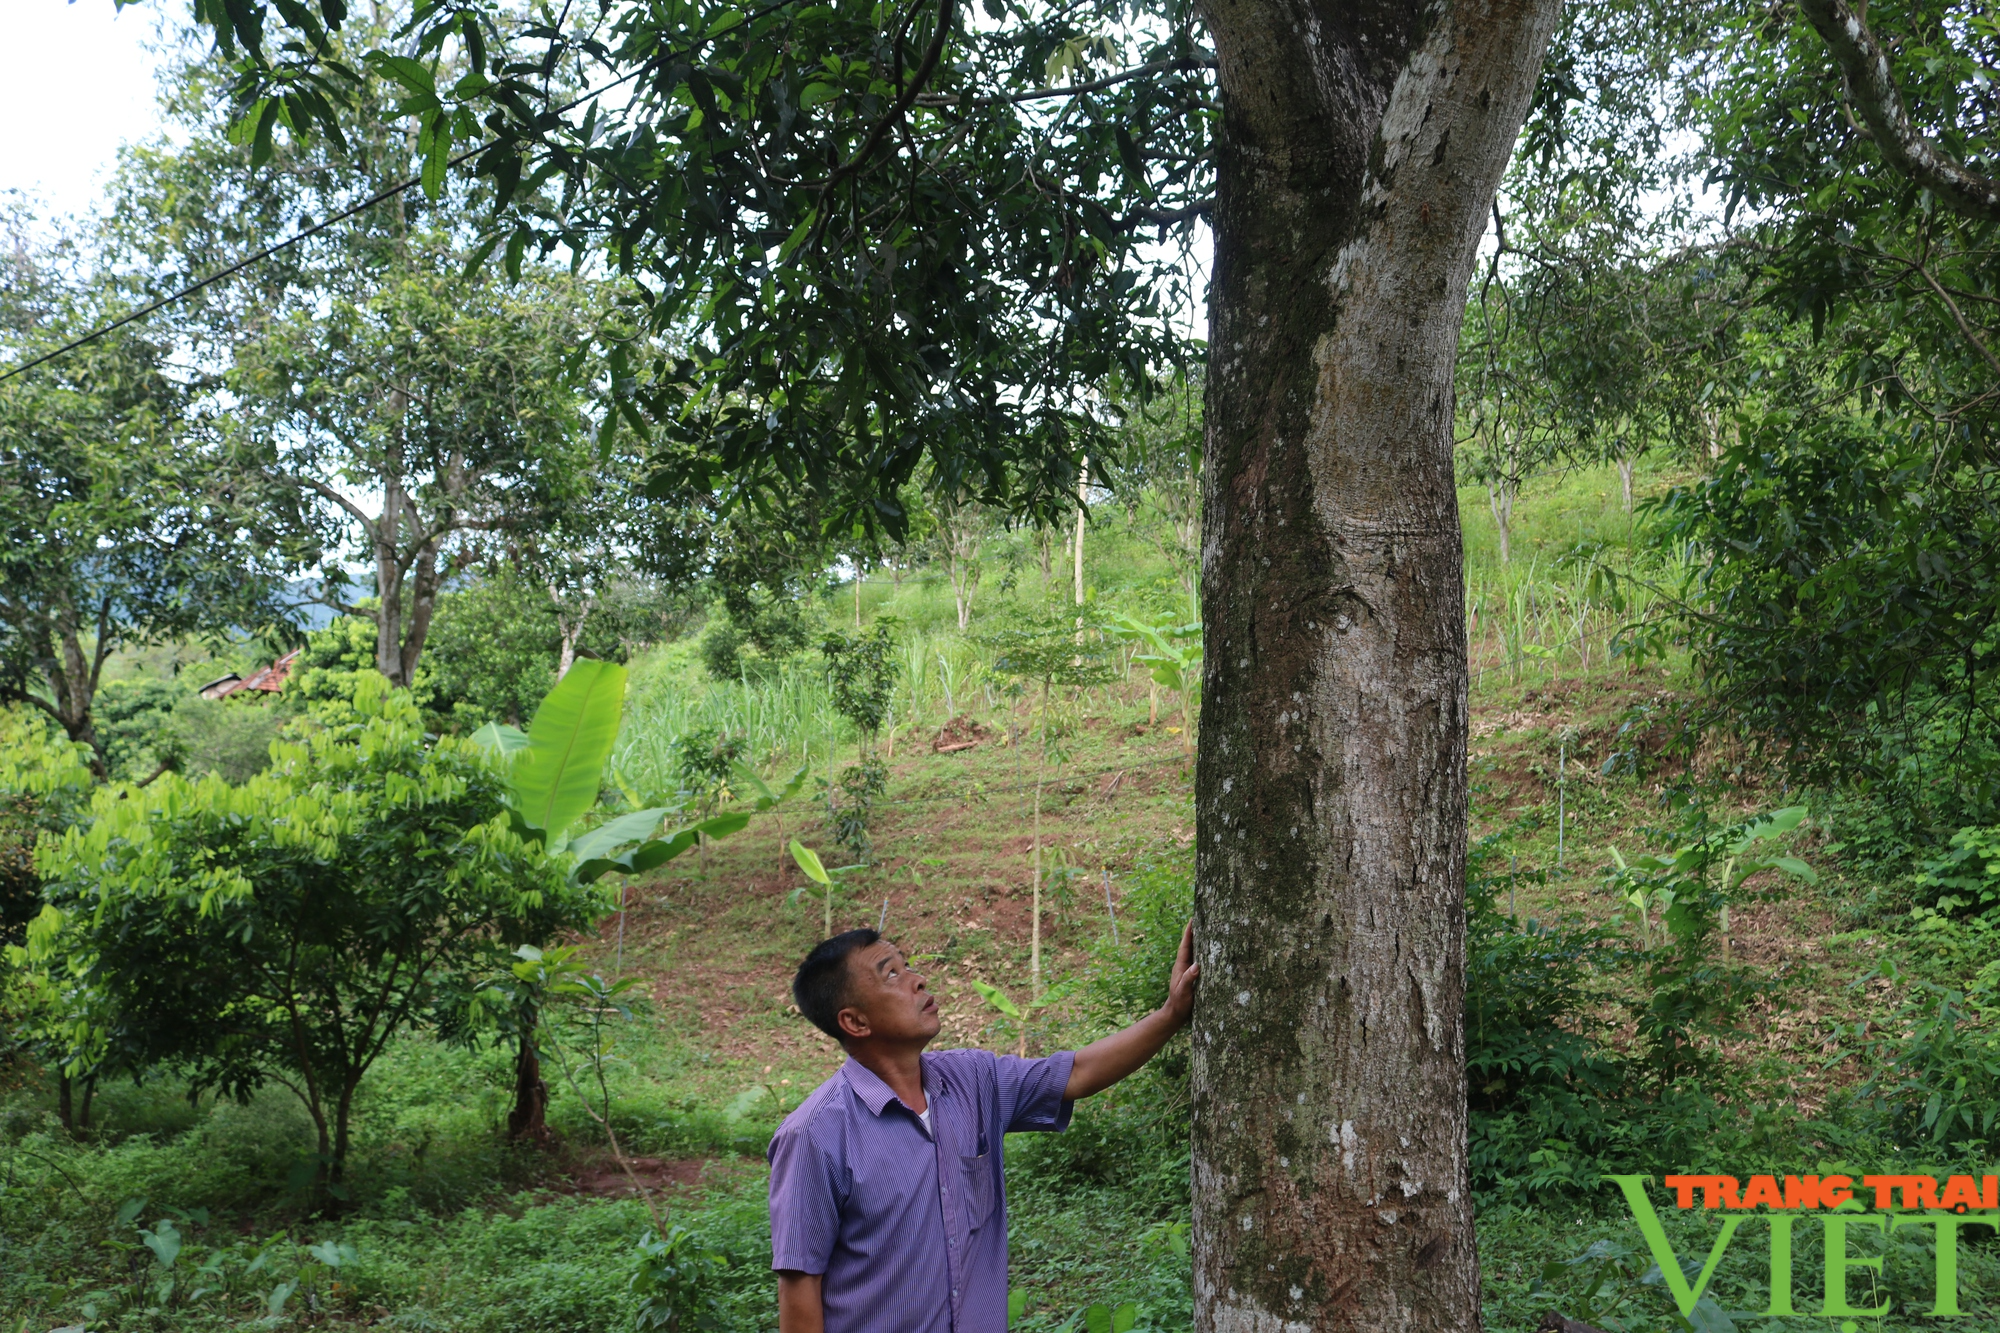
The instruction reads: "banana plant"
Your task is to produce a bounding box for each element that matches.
[789,839,862,940]
[470,662,807,885]
[470,657,626,850]
[969,976,1076,1058]
[1106,610,1202,754]
[1606,804,1818,959]
[468,661,802,1140]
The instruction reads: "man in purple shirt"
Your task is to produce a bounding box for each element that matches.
[767,922,1200,1333]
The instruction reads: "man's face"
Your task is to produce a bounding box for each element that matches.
[836,940,940,1046]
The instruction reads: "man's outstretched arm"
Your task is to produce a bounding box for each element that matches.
[1065,920,1200,1100]
[777,1271,823,1333]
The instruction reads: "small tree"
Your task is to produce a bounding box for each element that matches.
[820,624,899,761]
[819,624,900,863]
[986,619,1118,999]
[930,498,990,632]
[0,230,298,774]
[27,678,602,1190]
[672,727,747,870]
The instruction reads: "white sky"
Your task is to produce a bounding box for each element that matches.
[1,1,172,223]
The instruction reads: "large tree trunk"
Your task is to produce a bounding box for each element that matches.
[1190,2,1560,1329]
[41,612,108,778]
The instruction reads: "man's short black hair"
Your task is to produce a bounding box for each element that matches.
[793,929,880,1041]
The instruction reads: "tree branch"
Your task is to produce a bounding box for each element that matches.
[1907,254,2000,381]
[275,471,381,537]
[4,687,69,729]
[817,0,957,206]
[1800,0,2000,222]
[1118,200,1214,233]
[914,56,1216,109]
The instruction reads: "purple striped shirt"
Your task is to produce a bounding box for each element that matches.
[767,1048,1076,1333]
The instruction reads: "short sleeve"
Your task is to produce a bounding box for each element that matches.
[995,1050,1076,1134]
[767,1124,842,1273]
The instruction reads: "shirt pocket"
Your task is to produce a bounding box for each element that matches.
[958,1150,996,1232]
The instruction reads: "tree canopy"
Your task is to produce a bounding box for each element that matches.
[0,218,299,771]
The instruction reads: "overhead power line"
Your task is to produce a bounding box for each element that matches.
[0,138,490,385]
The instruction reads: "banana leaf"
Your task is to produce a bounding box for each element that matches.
[512,659,626,838]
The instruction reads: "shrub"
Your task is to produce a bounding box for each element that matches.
[26,679,604,1187]
[1853,954,2000,1150]
[1915,824,2000,919]
[822,755,888,863]
[0,708,93,945]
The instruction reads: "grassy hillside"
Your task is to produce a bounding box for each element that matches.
[4,462,1996,1332]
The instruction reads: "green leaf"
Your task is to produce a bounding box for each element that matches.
[1084,1304,1113,1333]
[1740,805,1808,844]
[731,760,777,806]
[469,721,529,758]
[460,12,486,74]
[505,225,529,282]
[628,829,700,872]
[1683,1295,1736,1333]
[460,232,502,281]
[370,53,437,97]
[971,978,1021,1020]
[791,839,831,886]
[307,1240,354,1268]
[799,82,840,108]
[1008,1289,1028,1328]
[568,807,674,861]
[420,114,452,200]
[1112,1303,1138,1333]
[513,659,627,839]
[141,1220,182,1269]
[1765,856,1819,883]
[698,811,752,840]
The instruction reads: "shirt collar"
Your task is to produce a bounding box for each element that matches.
[839,1055,937,1117]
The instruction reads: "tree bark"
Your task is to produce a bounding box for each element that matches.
[1800,0,2000,224]
[332,1081,357,1186]
[1190,0,1560,1328]
[509,1029,551,1143]
[1487,479,1515,565]
[1073,457,1087,608]
[551,584,595,680]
